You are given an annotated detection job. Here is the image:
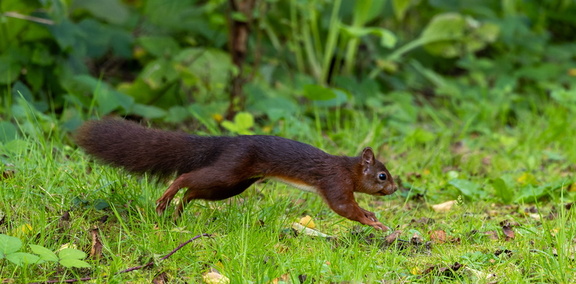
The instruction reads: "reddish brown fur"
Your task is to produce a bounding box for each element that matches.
[76,118,397,230]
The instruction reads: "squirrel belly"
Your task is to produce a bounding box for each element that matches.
[271,176,319,194]
[76,118,397,231]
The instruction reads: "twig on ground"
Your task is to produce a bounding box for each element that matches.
[28,233,211,284]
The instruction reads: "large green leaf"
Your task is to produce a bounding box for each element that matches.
[421,13,500,58]
[0,122,18,143]
[6,252,42,266]
[72,0,130,25]
[58,247,87,260]
[0,234,22,258]
[449,179,487,200]
[340,26,397,48]
[29,245,59,262]
[131,104,167,119]
[302,84,336,101]
[139,36,181,57]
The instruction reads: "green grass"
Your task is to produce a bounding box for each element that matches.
[1,102,575,283]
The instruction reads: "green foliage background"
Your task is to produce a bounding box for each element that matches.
[2,0,575,133]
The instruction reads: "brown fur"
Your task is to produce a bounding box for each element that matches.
[76,118,397,230]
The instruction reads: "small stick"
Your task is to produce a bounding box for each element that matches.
[2,12,55,25]
[28,233,211,284]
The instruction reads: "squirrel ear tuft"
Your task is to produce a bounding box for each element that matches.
[361,147,375,165]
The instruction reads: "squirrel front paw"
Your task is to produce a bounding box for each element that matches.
[372,222,391,231]
[156,199,169,215]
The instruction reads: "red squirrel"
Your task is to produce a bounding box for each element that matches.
[76,118,397,230]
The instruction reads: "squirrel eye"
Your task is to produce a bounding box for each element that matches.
[378,173,387,181]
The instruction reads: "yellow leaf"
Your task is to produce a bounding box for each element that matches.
[262,126,272,133]
[133,46,146,59]
[568,183,576,192]
[431,200,457,213]
[203,272,230,284]
[212,113,224,123]
[12,223,34,236]
[516,172,537,185]
[298,215,316,229]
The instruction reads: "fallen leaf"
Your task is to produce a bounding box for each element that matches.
[482,156,492,166]
[502,224,515,241]
[432,200,457,212]
[385,230,403,244]
[527,213,541,220]
[429,230,447,244]
[203,271,230,284]
[516,172,538,185]
[14,224,33,235]
[411,232,424,245]
[484,230,499,240]
[60,211,71,222]
[270,274,290,284]
[152,272,169,284]
[1,170,15,180]
[451,141,468,155]
[298,215,316,229]
[524,206,538,213]
[422,262,463,277]
[89,226,103,258]
[411,217,436,226]
[494,249,513,258]
[462,267,496,281]
[291,223,333,239]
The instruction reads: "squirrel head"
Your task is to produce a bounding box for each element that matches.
[355,147,397,196]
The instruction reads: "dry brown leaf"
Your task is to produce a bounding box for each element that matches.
[411,232,424,245]
[484,230,499,240]
[502,224,515,241]
[152,272,169,284]
[429,230,447,244]
[1,170,15,180]
[482,156,492,166]
[422,262,463,276]
[385,230,403,244]
[411,217,436,225]
[270,274,290,284]
[89,226,103,258]
[432,200,457,212]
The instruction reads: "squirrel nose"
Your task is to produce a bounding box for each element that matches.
[390,182,398,193]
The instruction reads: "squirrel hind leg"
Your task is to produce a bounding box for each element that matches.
[156,176,186,215]
[157,174,260,218]
[174,178,260,218]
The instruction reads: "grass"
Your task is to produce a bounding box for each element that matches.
[1,101,575,283]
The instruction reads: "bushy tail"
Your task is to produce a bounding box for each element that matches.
[76,119,212,178]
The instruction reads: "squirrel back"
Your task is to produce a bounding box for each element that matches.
[75,119,330,179]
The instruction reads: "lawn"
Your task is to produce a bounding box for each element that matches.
[1,100,575,283]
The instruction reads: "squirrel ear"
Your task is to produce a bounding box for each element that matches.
[361,147,375,166]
